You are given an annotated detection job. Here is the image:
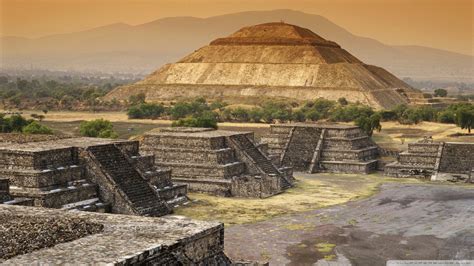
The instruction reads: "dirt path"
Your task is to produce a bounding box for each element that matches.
[225,182,474,265]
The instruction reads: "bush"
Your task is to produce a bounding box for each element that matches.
[355,113,382,136]
[338,97,349,106]
[329,104,374,122]
[169,98,210,119]
[128,93,146,106]
[172,111,218,129]
[22,121,53,135]
[260,101,292,123]
[127,103,165,119]
[79,119,118,138]
[433,89,448,97]
[301,98,335,120]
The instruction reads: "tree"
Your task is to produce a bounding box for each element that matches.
[433,89,448,97]
[22,121,53,135]
[128,93,146,106]
[355,113,382,137]
[338,97,349,106]
[79,119,118,138]
[456,108,474,133]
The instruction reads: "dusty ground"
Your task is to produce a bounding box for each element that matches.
[175,174,421,226]
[223,177,474,265]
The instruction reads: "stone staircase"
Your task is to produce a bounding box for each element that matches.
[87,144,170,217]
[384,142,442,178]
[229,134,292,189]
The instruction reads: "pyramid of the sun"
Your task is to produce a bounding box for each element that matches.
[105,22,434,109]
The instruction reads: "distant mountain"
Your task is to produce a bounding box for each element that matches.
[1,9,472,82]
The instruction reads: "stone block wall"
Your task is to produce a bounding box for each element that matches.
[142,128,292,198]
[439,143,474,174]
[231,175,281,198]
[262,124,379,174]
[385,141,474,181]
[0,179,11,203]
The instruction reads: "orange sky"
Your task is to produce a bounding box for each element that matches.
[1,0,473,55]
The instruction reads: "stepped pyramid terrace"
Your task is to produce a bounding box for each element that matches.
[105,22,439,109]
[384,139,474,183]
[261,124,379,174]
[140,127,295,198]
[0,204,232,264]
[0,134,187,216]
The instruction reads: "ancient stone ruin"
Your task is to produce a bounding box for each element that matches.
[140,127,294,198]
[0,135,187,216]
[0,204,231,264]
[385,140,474,183]
[261,124,379,174]
[105,22,439,109]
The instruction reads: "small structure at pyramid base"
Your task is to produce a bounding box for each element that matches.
[384,139,474,183]
[1,204,232,264]
[0,134,188,216]
[261,124,379,174]
[140,127,295,198]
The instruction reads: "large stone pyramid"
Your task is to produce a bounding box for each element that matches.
[106,22,433,109]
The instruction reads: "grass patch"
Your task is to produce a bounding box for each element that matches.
[315,243,336,253]
[174,173,422,226]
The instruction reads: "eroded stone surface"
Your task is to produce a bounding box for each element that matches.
[105,22,435,109]
[225,182,474,265]
[0,204,228,264]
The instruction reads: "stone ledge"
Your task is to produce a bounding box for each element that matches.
[0,204,226,264]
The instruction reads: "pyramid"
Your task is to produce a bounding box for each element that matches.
[105,22,434,109]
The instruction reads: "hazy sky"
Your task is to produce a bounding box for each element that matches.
[1,0,473,55]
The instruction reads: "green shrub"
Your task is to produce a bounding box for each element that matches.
[169,98,210,119]
[329,104,374,122]
[355,113,382,136]
[172,111,218,129]
[22,121,53,135]
[79,119,118,138]
[127,103,165,119]
[260,101,292,123]
[455,107,474,133]
[433,89,448,97]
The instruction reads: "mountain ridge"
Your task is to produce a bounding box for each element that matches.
[1,9,472,82]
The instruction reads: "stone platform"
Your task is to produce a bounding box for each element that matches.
[0,204,230,264]
[261,123,379,174]
[385,140,474,183]
[141,127,294,198]
[0,136,188,216]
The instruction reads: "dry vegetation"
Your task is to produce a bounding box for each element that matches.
[174,173,423,226]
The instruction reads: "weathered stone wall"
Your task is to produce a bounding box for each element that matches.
[1,204,230,265]
[282,127,321,171]
[230,175,281,198]
[0,148,75,170]
[1,166,83,188]
[0,179,11,203]
[263,124,378,174]
[439,143,474,174]
[0,133,68,144]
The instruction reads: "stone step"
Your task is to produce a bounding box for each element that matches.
[319,160,378,174]
[10,182,99,208]
[88,144,169,216]
[61,197,110,213]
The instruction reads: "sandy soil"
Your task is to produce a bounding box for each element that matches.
[224,177,474,265]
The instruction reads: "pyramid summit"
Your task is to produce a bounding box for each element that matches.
[105,22,434,109]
